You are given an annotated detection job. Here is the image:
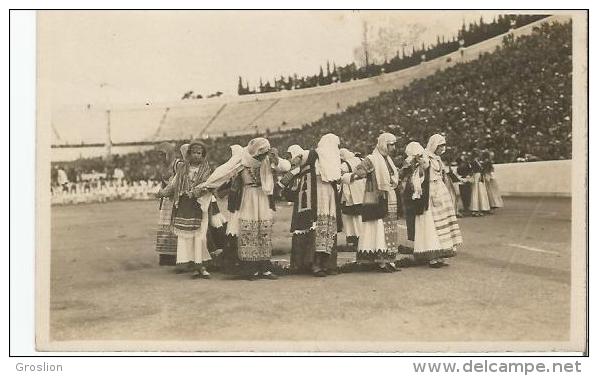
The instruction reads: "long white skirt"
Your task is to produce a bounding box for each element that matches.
[342,213,362,237]
[174,228,212,264]
[233,186,275,262]
[414,180,461,262]
[470,173,491,212]
[414,209,443,252]
[173,194,212,264]
[315,178,338,254]
[357,190,398,264]
[358,219,386,251]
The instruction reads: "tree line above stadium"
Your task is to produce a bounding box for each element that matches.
[179,14,548,100]
[234,14,549,96]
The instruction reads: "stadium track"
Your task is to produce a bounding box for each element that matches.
[50,197,571,344]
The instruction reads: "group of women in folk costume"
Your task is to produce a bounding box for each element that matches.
[152,131,464,279]
[454,149,504,217]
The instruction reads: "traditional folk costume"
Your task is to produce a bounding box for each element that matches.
[199,138,291,280]
[400,142,429,243]
[279,136,344,277]
[482,156,504,209]
[346,133,400,272]
[280,145,316,273]
[469,157,491,215]
[413,135,462,267]
[158,140,213,278]
[154,142,183,265]
[339,148,365,252]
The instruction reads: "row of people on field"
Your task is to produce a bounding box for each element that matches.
[452,150,504,217]
[50,179,161,205]
[153,132,466,280]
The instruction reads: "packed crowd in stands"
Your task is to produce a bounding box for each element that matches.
[52,20,571,205]
[237,14,548,95]
[270,21,572,165]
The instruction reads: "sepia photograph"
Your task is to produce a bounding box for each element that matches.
[34,9,587,352]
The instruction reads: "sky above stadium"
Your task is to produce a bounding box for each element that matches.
[39,10,501,110]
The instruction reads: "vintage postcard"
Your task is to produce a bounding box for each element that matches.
[35,10,587,352]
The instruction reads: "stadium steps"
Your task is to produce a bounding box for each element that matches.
[197,103,227,137]
[246,98,281,129]
[203,99,280,135]
[152,102,224,141]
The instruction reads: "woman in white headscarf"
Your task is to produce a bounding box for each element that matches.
[278,134,344,276]
[204,146,244,271]
[413,134,463,267]
[278,144,317,273]
[198,137,291,280]
[339,148,365,251]
[400,141,429,244]
[345,133,400,272]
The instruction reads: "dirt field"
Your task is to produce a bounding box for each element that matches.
[50,197,571,344]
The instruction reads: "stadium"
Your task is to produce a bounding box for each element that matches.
[44,13,580,350]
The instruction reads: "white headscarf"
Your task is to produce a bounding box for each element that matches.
[405,141,426,199]
[241,138,274,194]
[200,137,275,195]
[243,137,271,163]
[315,133,342,182]
[426,134,446,157]
[287,145,303,159]
[180,144,189,161]
[369,133,399,192]
[426,134,447,175]
[287,144,310,161]
[376,133,396,156]
[339,148,365,204]
[405,141,425,164]
[339,148,353,161]
[230,144,243,158]
[339,148,361,170]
